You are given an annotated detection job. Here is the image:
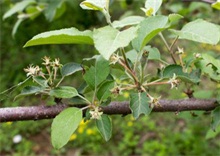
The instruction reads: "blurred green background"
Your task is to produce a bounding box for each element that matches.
[1,0,220,155]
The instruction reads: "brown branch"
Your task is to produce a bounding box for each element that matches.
[182,0,215,4]
[0,99,218,122]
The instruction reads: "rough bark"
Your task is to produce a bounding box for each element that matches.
[0,98,218,122]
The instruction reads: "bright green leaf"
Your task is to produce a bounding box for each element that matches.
[51,107,82,149]
[170,19,220,45]
[49,86,78,98]
[3,0,36,20]
[144,0,162,16]
[96,114,112,141]
[132,15,168,52]
[61,63,83,77]
[212,1,220,10]
[211,106,220,131]
[129,92,151,119]
[112,16,145,29]
[97,81,114,101]
[83,56,110,89]
[24,28,93,47]
[93,26,138,60]
[80,0,107,11]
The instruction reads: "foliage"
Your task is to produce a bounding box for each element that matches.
[1,0,220,152]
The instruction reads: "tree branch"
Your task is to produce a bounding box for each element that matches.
[0,99,218,122]
[182,0,215,4]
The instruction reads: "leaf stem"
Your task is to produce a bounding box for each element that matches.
[56,77,64,87]
[159,33,177,64]
[77,94,91,105]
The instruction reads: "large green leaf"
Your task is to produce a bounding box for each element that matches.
[170,19,220,45]
[83,56,110,89]
[24,28,93,47]
[96,114,112,141]
[93,26,138,60]
[3,0,36,20]
[51,107,82,149]
[132,15,168,52]
[97,80,114,101]
[49,86,78,98]
[112,16,145,29]
[61,63,83,77]
[211,106,220,131]
[162,65,200,83]
[129,92,152,119]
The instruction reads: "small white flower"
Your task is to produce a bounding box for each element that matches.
[89,107,103,120]
[193,53,201,59]
[24,65,42,77]
[149,95,161,107]
[177,47,184,54]
[13,134,22,144]
[168,73,180,89]
[42,56,51,66]
[52,58,62,67]
[110,54,120,65]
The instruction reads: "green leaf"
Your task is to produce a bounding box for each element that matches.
[144,0,162,16]
[168,13,183,25]
[206,126,220,139]
[212,1,220,10]
[33,76,48,87]
[12,19,24,37]
[3,0,36,20]
[51,107,82,149]
[61,63,83,77]
[49,86,78,98]
[170,19,220,45]
[83,56,110,90]
[195,53,220,81]
[26,5,43,20]
[80,0,107,11]
[112,16,145,29]
[129,92,152,119]
[144,46,161,61]
[24,28,93,47]
[44,0,66,22]
[162,65,200,83]
[96,114,112,141]
[132,15,168,52]
[15,86,44,99]
[93,26,138,60]
[211,106,220,131]
[97,81,114,101]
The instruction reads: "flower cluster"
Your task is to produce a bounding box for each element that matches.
[24,56,62,85]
